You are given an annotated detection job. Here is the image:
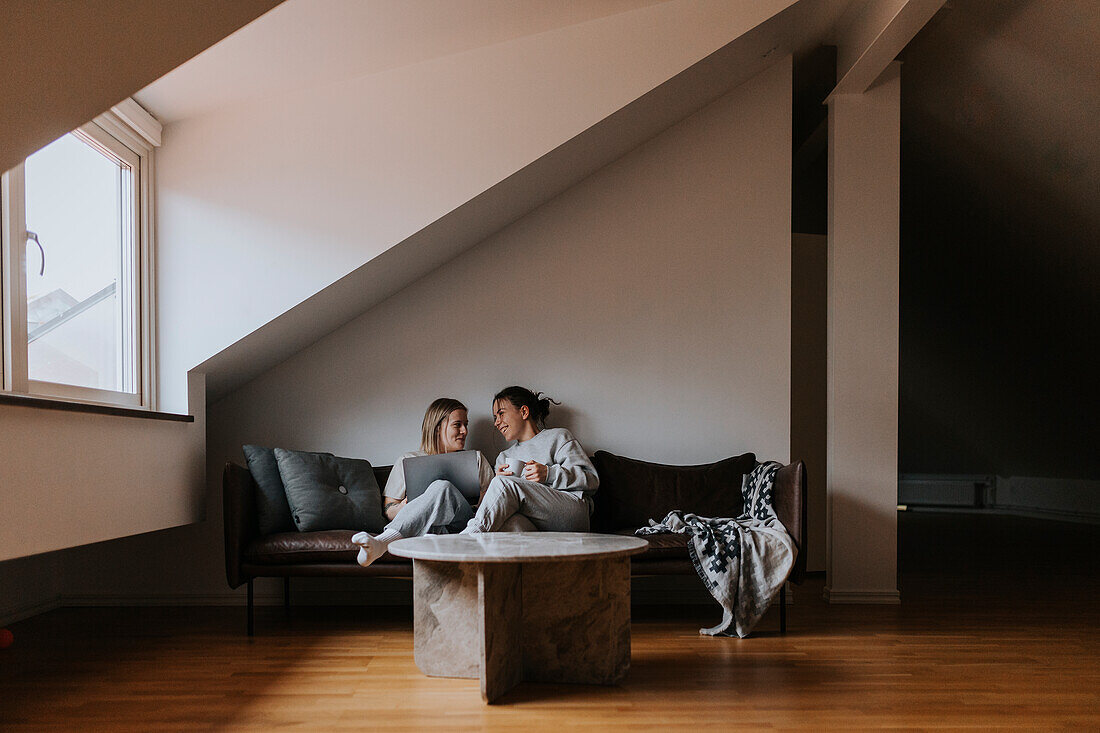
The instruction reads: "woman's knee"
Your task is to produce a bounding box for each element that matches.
[499,514,537,533]
[425,479,462,501]
[485,475,521,502]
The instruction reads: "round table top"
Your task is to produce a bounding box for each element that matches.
[388,532,649,563]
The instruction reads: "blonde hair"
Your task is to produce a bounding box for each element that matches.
[420,398,468,455]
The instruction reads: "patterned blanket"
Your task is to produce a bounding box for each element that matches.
[636,461,796,638]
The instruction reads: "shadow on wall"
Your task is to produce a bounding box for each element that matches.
[545,404,583,443]
[900,119,1100,480]
[467,415,499,458]
[467,403,588,461]
[828,493,897,596]
[899,0,1100,485]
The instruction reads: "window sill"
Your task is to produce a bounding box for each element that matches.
[0,392,194,422]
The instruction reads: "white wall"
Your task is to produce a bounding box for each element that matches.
[152,0,797,412]
[1,1,805,617]
[212,57,792,470]
[0,374,206,621]
[0,0,256,606]
[0,373,207,565]
[825,63,901,603]
[28,58,792,605]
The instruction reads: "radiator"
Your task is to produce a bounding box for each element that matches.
[897,474,993,507]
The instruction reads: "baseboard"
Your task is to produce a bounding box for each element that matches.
[61,593,250,607]
[898,474,990,507]
[906,505,1100,525]
[632,579,794,606]
[1,596,62,627]
[995,476,1100,524]
[632,575,714,605]
[26,584,783,613]
[16,578,796,617]
[823,586,900,604]
[899,474,1099,525]
[286,588,414,606]
[992,505,1100,525]
[60,588,416,607]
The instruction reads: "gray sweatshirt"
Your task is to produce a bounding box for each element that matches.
[495,427,599,500]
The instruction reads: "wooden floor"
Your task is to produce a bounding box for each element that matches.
[2,512,1098,730]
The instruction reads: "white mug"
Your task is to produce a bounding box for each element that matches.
[506,458,528,478]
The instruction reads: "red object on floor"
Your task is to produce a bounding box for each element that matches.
[0,629,12,649]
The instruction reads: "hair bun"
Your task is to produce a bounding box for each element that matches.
[493,386,558,427]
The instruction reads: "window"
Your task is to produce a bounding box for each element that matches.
[2,102,160,409]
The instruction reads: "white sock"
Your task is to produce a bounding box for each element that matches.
[353,528,402,566]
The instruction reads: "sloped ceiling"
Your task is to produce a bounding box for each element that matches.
[128,0,852,408]
[136,0,670,123]
[902,0,1099,238]
[0,0,282,173]
[173,0,850,403]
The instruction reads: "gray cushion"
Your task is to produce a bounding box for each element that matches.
[274,448,385,533]
[245,444,330,536]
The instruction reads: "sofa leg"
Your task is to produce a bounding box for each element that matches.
[779,584,787,634]
[283,577,291,619]
[247,579,255,637]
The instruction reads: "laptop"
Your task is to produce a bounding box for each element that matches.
[402,451,482,503]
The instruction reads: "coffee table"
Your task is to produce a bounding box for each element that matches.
[388,532,649,703]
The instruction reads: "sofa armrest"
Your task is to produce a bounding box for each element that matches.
[773,461,807,585]
[223,461,259,589]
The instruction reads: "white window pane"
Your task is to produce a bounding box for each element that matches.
[24,133,136,393]
[29,296,119,390]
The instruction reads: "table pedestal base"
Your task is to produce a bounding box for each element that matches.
[412,557,631,703]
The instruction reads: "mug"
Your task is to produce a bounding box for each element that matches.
[506,458,528,478]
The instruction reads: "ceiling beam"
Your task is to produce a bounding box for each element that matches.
[828,0,943,99]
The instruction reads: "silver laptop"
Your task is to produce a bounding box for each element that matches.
[402,451,481,503]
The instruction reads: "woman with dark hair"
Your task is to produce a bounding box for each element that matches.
[463,386,598,533]
[353,397,493,566]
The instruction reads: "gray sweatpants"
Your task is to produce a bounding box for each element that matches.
[465,476,589,533]
[387,479,534,537]
[388,480,473,537]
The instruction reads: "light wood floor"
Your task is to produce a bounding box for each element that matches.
[2,513,1098,730]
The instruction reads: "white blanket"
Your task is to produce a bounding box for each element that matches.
[636,461,796,638]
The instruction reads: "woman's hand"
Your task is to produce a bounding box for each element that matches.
[522,461,548,483]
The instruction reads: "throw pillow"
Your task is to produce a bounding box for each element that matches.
[590,451,756,531]
[274,448,385,533]
[244,444,330,536]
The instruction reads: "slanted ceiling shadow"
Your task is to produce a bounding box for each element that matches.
[197,0,850,405]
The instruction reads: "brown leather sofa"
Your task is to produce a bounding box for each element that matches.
[223,451,806,635]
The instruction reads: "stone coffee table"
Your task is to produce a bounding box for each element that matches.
[388,532,649,703]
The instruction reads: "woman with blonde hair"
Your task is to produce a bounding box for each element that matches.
[353,398,493,566]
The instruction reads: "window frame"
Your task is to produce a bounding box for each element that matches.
[1,101,160,411]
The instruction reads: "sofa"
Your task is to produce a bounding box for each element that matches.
[223,451,806,635]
